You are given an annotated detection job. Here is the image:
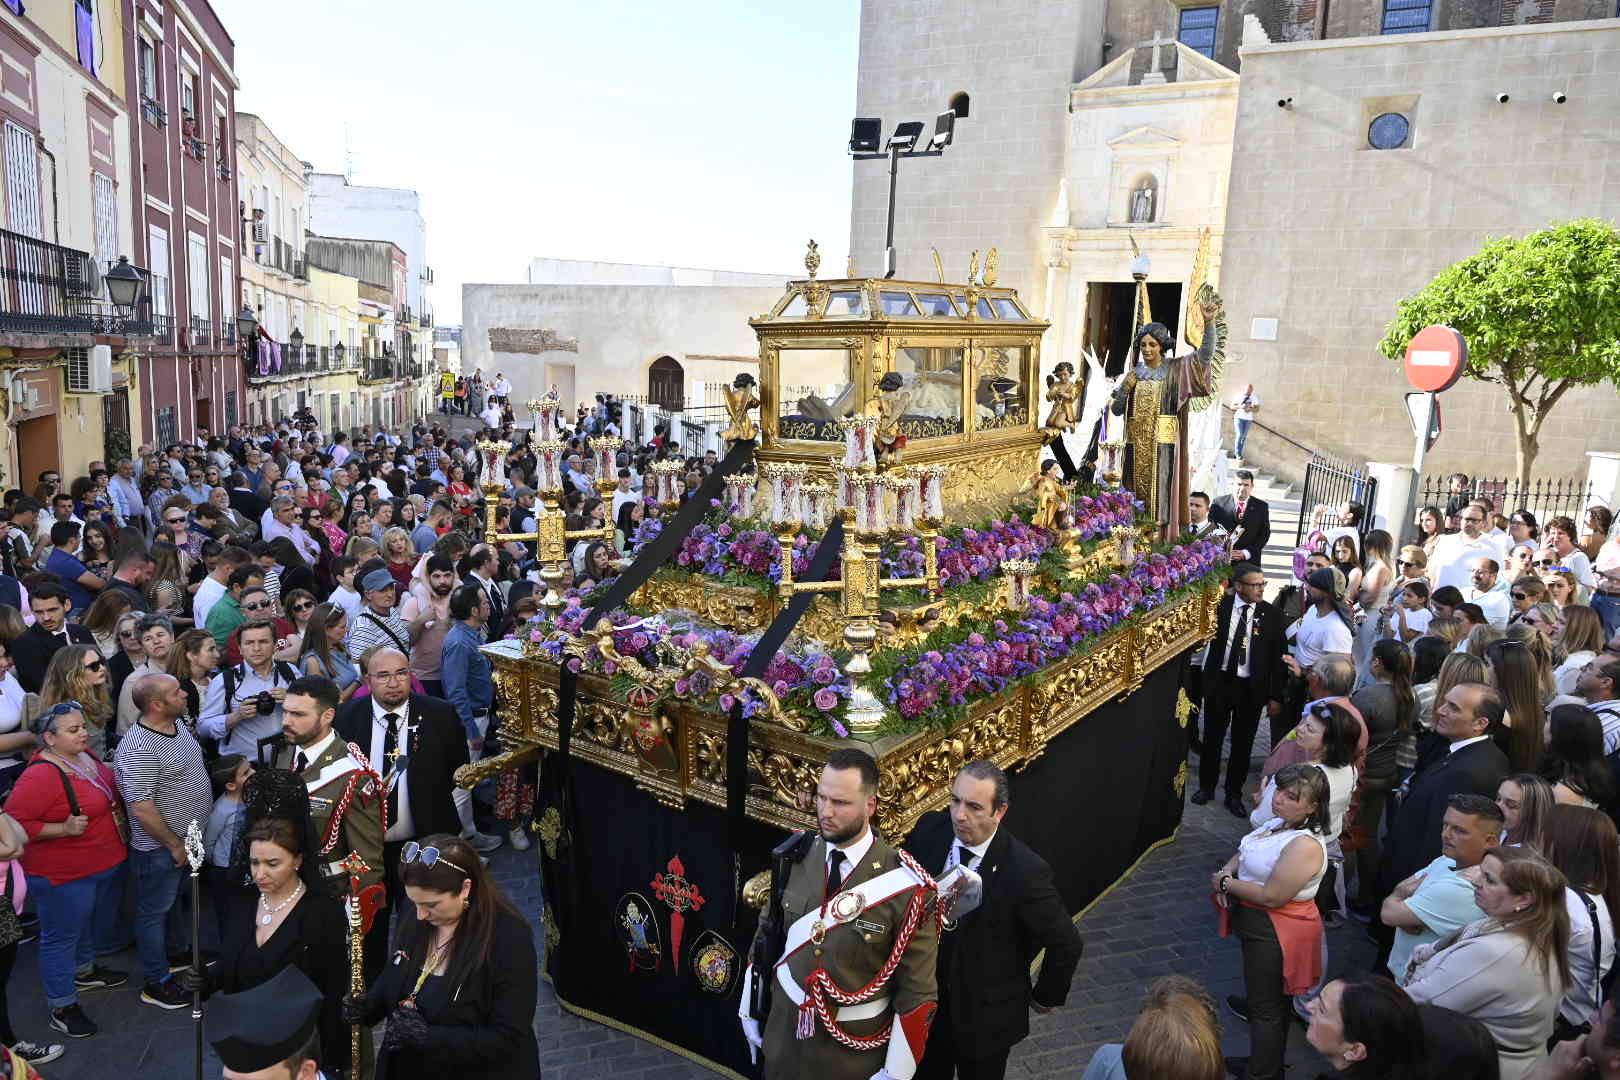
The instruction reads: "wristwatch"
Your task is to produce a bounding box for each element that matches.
[1219,874,1232,894]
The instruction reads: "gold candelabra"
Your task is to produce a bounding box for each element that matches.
[764,462,946,733]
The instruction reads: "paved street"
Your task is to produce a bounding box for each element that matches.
[17,723,1374,1078]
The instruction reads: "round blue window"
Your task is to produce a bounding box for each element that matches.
[1368,113,1410,150]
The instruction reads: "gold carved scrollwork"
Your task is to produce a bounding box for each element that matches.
[941,445,1040,520]
[748,748,821,821]
[632,579,771,633]
[742,870,772,911]
[536,807,565,859]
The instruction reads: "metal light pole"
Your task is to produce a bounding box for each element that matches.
[850,110,957,278]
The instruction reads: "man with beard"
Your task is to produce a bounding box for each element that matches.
[335,647,499,975]
[398,555,456,698]
[740,748,938,1080]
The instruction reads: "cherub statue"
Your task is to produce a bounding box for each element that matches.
[1030,459,1071,531]
[1042,361,1080,437]
[719,372,760,445]
[872,371,911,464]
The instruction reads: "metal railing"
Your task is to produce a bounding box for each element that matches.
[0,229,159,337]
[188,315,212,348]
[1296,454,1380,547]
[1416,474,1594,526]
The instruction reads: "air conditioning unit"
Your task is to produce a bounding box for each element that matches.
[66,345,113,394]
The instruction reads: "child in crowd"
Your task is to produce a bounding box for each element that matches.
[204,754,253,945]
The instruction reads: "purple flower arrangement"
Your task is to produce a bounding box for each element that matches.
[881,539,1226,727]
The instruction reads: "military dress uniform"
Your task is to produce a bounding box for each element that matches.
[274,730,386,896]
[744,831,939,1080]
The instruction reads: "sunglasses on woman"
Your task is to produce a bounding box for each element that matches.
[82,659,104,672]
[165,516,187,525]
[292,601,314,612]
[401,841,470,876]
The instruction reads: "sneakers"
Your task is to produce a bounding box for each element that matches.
[141,979,190,1010]
[509,824,532,851]
[463,830,504,854]
[74,965,129,991]
[49,1004,97,1039]
[12,1040,66,1065]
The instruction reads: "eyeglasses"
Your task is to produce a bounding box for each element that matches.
[1397,560,1418,567]
[1510,592,1526,600]
[242,601,272,611]
[292,601,314,612]
[118,628,139,638]
[401,841,470,876]
[81,659,103,672]
[1534,560,1555,567]
[371,669,410,682]
[165,516,187,525]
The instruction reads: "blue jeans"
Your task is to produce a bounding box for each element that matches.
[130,847,184,985]
[28,862,127,1008]
[1592,591,1620,639]
[1234,418,1253,457]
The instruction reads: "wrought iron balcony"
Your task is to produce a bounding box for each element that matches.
[188,316,213,348]
[0,230,159,337]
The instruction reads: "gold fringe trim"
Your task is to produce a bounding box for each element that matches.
[1029,823,1182,979]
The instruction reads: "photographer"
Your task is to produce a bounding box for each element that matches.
[197,620,299,760]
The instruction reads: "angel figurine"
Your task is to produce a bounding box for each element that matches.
[1042,361,1080,437]
[719,372,760,445]
[872,371,911,464]
[1030,460,1071,531]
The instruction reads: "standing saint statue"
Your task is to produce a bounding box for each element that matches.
[1130,183,1155,224]
[719,371,760,445]
[1109,290,1224,538]
[1030,459,1071,531]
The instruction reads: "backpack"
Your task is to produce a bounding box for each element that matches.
[221,660,299,706]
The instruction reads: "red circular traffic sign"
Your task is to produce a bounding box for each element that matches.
[1403,325,1467,393]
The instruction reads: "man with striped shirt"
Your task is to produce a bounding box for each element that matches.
[115,673,212,1011]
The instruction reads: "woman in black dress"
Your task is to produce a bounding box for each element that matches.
[343,833,539,1080]
[188,770,351,1076]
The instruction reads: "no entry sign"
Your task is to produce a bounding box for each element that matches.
[1404,325,1467,393]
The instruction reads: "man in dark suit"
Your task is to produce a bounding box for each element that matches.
[1211,470,1271,564]
[1374,681,1509,969]
[904,761,1083,1080]
[13,583,96,693]
[1193,564,1286,818]
[333,646,476,977]
[227,472,266,527]
[459,543,504,642]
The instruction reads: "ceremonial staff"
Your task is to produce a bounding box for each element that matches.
[183,820,206,1080]
[341,851,372,1071]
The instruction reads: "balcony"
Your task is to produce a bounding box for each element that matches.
[247,341,332,383]
[418,310,432,329]
[141,97,166,128]
[0,230,159,338]
[187,316,213,349]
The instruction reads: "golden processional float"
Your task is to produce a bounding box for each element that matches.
[456,240,1227,844]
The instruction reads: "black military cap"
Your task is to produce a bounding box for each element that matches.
[207,965,323,1074]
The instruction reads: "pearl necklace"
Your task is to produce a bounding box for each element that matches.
[258,882,304,926]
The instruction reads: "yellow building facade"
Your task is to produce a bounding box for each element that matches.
[0,1,147,485]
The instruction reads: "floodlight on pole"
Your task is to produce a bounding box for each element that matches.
[849,99,963,279]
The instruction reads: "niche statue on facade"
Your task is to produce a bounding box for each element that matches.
[1129,181,1156,224]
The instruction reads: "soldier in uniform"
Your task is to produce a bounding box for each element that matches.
[740,748,939,1080]
[272,674,386,905]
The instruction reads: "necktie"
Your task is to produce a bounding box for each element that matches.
[382,712,401,766]
[1237,499,1248,520]
[825,849,846,902]
[1226,603,1250,676]
[293,750,308,773]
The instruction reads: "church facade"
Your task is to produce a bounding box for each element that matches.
[849,0,1620,481]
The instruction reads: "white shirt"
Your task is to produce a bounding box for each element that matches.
[1466,586,1511,628]
[1431,533,1504,592]
[1218,599,1257,678]
[1233,391,1259,420]
[826,828,875,893]
[292,728,339,773]
[0,671,25,768]
[328,586,363,622]
[369,698,415,842]
[947,828,996,873]
[194,575,228,628]
[1448,734,1491,755]
[1292,605,1354,666]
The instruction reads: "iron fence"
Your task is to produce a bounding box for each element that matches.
[1416,474,1594,526]
[1296,454,1380,547]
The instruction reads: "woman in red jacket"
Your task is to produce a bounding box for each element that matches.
[3,702,130,1040]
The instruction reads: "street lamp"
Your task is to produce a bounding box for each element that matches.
[235,304,257,342]
[289,327,304,364]
[333,341,346,367]
[104,256,145,314]
[850,104,962,278]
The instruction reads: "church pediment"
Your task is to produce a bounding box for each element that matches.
[1074,50,1137,90]
[1106,126,1184,152]
[1172,43,1238,83]
[1074,42,1238,92]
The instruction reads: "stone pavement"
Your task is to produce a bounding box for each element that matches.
[18,727,1377,1079]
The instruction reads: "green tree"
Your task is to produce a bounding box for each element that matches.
[1378,219,1620,487]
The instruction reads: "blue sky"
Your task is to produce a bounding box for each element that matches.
[223,0,859,323]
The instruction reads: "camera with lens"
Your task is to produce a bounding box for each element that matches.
[255,691,276,716]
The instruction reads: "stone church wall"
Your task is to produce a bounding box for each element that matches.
[1218,18,1620,479]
